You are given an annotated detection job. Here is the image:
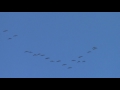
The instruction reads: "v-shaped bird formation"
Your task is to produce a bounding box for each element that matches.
[2,30,98,69]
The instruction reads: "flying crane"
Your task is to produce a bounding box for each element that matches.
[45,57,50,59]
[8,38,12,40]
[56,60,61,62]
[13,35,18,37]
[3,30,8,32]
[68,67,72,69]
[72,60,76,61]
[92,47,97,50]
[87,51,91,53]
[62,64,67,66]
[78,56,83,58]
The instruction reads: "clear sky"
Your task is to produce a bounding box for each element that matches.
[0,12,120,78]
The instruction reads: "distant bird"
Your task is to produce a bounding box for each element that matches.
[25,51,29,53]
[87,51,91,53]
[78,56,83,58]
[33,54,37,56]
[29,51,33,53]
[3,30,8,32]
[72,60,76,61]
[82,60,85,62]
[56,60,61,62]
[62,64,67,66]
[41,54,45,56]
[8,38,12,40]
[37,53,40,55]
[45,57,49,59]
[92,47,97,50]
[50,60,54,62]
[68,67,72,69]
[77,61,80,63]
[13,35,18,37]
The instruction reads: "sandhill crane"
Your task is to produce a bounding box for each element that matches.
[8,38,12,40]
[68,67,72,69]
[87,51,91,53]
[92,47,97,50]
[25,51,29,53]
[50,60,54,62]
[77,61,80,63]
[37,53,40,55]
[3,30,8,32]
[82,60,85,62]
[62,64,67,66]
[29,51,33,53]
[13,35,18,37]
[78,56,83,58]
[41,54,45,56]
[72,60,76,61]
[33,54,37,56]
[56,60,61,62]
[45,57,50,59]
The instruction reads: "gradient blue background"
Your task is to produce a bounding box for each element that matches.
[0,12,120,78]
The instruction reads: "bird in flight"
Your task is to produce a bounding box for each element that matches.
[37,53,40,55]
[3,30,8,32]
[71,60,76,61]
[92,47,97,50]
[13,35,18,37]
[62,64,67,66]
[68,67,72,69]
[45,57,50,59]
[33,54,37,56]
[87,51,91,53]
[82,60,85,62]
[56,60,61,62]
[77,61,80,63]
[78,56,83,58]
[50,60,54,62]
[25,51,29,53]
[8,38,12,40]
[29,51,33,53]
[41,54,45,56]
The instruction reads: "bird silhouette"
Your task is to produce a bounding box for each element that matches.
[50,60,54,62]
[13,35,18,37]
[45,57,49,59]
[72,60,76,61]
[78,56,83,58]
[37,53,40,55]
[41,54,45,56]
[25,51,29,53]
[3,30,8,32]
[82,60,85,62]
[8,38,12,40]
[92,47,97,50]
[29,51,33,53]
[68,67,72,69]
[87,51,91,53]
[33,54,37,56]
[77,61,80,63]
[62,64,67,66]
[56,60,61,62]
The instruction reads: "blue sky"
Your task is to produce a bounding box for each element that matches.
[0,12,120,78]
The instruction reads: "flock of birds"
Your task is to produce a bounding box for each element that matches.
[3,30,18,40]
[2,30,97,69]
